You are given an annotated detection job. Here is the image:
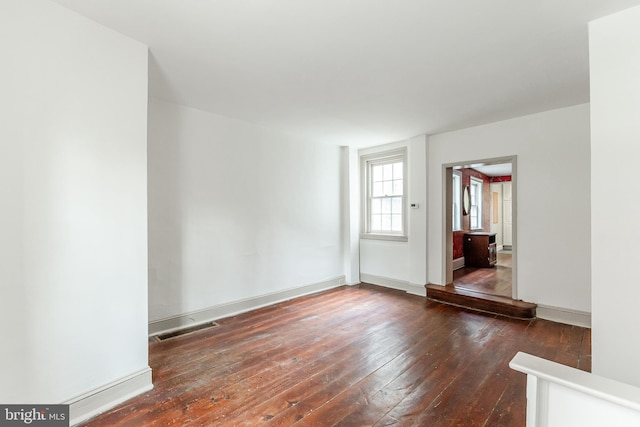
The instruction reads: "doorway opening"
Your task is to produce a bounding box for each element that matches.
[445,157,517,300]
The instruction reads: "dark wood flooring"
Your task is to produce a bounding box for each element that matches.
[81,284,590,426]
[453,252,512,298]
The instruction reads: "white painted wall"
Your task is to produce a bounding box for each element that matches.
[342,146,361,285]
[408,136,429,293]
[358,135,428,294]
[360,239,411,281]
[147,98,344,322]
[0,0,149,404]
[428,105,591,313]
[590,5,640,387]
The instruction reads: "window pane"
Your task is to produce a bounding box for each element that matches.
[381,197,391,214]
[382,181,392,196]
[470,204,479,228]
[452,173,461,230]
[393,162,403,180]
[383,164,393,180]
[372,182,383,197]
[470,178,482,229]
[381,214,391,230]
[392,197,402,214]
[391,214,402,231]
[371,198,382,214]
[371,214,382,231]
[372,165,383,182]
[392,179,403,195]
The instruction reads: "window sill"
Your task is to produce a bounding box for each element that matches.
[360,233,408,242]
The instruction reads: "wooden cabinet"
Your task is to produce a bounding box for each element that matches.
[464,232,497,268]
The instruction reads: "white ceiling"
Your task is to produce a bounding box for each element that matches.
[52,0,640,147]
[469,164,512,177]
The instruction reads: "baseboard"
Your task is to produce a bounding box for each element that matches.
[66,367,152,426]
[149,276,346,336]
[536,304,591,328]
[407,283,427,297]
[452,257,465,270]
[356,274,425,296]
[360,273,409,292]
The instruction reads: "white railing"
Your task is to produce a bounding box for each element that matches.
[509,352,640,426]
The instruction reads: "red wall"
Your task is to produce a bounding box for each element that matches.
[491,175,512,183]
[452,168,492,260]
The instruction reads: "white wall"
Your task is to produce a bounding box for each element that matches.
[342,146,361,285]
[590,5,640,387]
[147,98,344,322]
[358,135,428,295]
[0,0,149,407]
[428,104,591,314]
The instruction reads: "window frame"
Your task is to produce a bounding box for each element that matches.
[469,176,483,230]
[360,148,408,241]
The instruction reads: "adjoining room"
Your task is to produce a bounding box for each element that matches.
[4,1,640,425]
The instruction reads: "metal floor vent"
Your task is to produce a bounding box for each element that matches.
[153,321,219,342]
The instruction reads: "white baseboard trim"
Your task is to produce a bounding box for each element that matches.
[407,283,427,297]
[536,304,591,328]
[149,276,346,336]
[66,366,152,426]
[360,273,409,292]
[452,257,465,270]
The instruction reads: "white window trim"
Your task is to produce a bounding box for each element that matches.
[360,148,408,242]
[470,176,483,230]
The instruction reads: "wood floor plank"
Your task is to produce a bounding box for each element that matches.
[408,319,528,425]
[325,314,504,426]
[137,289,404,425]
[80,284,591,427]
[371,316,513,426]
[479,368,526,427]
[199,302,427,425]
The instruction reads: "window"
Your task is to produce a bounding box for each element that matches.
[469,177,483,230]
[361,149,407,240]
[452,171,462,231]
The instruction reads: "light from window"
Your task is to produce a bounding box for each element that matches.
[452,172,462,231]
[470,177,482,229]
[361,149,407,240]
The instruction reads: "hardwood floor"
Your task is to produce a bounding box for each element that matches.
[81,284,591,426]
[453,252,512,298]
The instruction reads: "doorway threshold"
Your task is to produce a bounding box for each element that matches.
[425,284,536,319]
